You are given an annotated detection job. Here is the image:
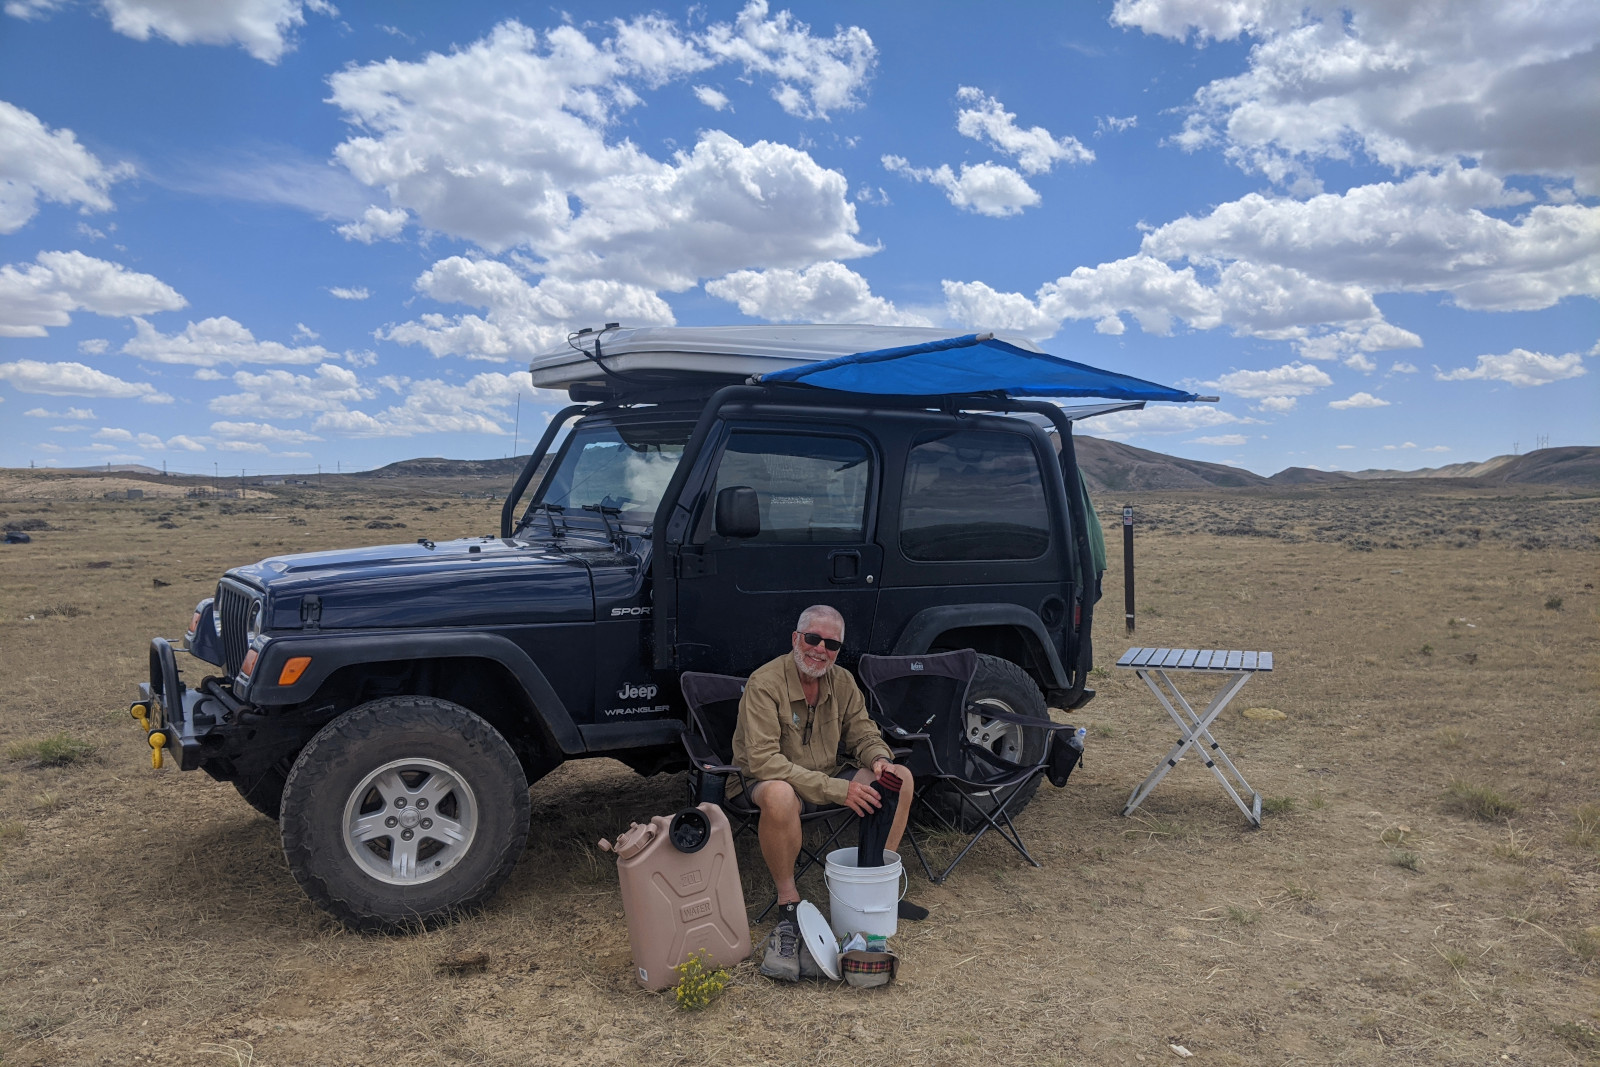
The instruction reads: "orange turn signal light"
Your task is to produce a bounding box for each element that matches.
[240,647,259,678]
[278,656,312,686]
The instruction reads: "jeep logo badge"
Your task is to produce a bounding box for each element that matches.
[617,683,659,700]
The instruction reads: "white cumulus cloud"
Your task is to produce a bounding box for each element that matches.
[208,364,372,419]
[0,101,130,233]
[1328,391,1390,409]
[882,157,1039,218]
[1211,362,1333,399]
[383,257,674,362]
[122,316,336,367]
[706,262,931,325]
[328,286,369,301]
[693,85,730,111]
[701,1,876,119]
[94,0,337,64]
[1081,404,1248,439]
[0,359,172,402]
[1190,433,1249,446]
[0,250,186,337]
[954,87,1092,174]
[210,420,322,445]
[327,12,873,269]
[313,372,526,438]
[23,405,94,419]
[1115,0,1600,195]
[1435,347,1589,387]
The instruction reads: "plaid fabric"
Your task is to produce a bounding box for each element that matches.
[842,954,894,974]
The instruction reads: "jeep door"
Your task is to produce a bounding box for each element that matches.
[671,424,881,676]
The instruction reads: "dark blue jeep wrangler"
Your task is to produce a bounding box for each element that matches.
[131,326,1182,930]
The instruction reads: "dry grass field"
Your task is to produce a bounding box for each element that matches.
[1,470,1596,1066]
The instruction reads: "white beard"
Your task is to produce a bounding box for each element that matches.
[792,647,829,679]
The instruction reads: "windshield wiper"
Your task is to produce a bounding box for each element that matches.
[582,503,624,548]
[524,501,568,539]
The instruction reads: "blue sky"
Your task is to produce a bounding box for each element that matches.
[1,0,1595,476]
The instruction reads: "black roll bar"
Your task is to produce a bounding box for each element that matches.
[500,403,589,538]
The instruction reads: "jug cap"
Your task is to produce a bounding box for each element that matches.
[608,821,657,859]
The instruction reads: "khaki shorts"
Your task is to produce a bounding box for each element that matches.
[746,765,859,813]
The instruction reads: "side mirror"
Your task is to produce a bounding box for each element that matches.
[714,486,761,539]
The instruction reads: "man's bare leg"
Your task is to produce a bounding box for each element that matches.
[751,780,803,904]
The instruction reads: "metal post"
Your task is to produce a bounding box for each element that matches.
[1123,505,1135,634]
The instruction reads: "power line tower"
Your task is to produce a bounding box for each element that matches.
[1535,434,1549,451]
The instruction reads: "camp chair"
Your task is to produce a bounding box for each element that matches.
[677,671,856,921]
[857,650,1082,884]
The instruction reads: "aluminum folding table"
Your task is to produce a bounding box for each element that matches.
[1116,647,1273,827]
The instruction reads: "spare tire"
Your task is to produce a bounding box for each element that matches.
[921,654,1052,832]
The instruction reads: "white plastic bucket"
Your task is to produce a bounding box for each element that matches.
[824,847,906,938]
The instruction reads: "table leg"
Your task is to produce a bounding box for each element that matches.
[1122,669,1262,827]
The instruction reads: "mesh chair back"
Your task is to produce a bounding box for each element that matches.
[857,650,978,777]
[679,672,747,763]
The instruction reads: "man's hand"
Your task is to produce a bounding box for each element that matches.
[843,778,883,817]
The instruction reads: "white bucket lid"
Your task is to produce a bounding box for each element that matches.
[795,900,840,980]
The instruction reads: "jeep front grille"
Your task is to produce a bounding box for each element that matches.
[216,581,254,676]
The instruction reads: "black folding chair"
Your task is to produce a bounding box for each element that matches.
[678,671,856,921]
[857,650,1083,884]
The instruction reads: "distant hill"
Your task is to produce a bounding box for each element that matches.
[66,463,164,475]
[1073,436,1270,491]
[357,456,531,479]
[1268,466,1355,486]
[312,443,1600,491]
[1341,446,1600,486]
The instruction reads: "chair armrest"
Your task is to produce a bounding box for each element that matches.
[972,707,1077,732]
[679,730,740,775]
[882,725,931,744]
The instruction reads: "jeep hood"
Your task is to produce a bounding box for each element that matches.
[230,536,607,629]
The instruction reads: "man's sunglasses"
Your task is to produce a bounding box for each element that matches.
[797,631,843,652]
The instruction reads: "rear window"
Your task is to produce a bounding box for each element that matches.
[899,429,1051,561]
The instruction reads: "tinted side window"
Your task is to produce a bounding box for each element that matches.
[708,432,871,543]
[900,430,1051,561]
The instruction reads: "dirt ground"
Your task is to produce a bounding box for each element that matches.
[1,474,1597,1066]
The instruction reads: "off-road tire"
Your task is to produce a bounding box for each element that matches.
[279,695,530,932]
[232,758,291,820]
[922,654,1051,833]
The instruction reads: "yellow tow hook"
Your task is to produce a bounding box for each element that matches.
[130,702,151,731]
[148,731,167,769]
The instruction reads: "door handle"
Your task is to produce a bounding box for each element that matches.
[828,549,863,583]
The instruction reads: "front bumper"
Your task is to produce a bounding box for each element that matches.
[130,637,225,771]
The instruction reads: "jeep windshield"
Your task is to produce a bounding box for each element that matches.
[527,419,692,532]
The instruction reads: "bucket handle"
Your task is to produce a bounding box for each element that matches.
[841,869,908,912]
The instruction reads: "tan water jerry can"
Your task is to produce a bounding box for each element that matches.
[598,804,750,989]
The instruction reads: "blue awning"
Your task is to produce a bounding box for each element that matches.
[756,333,1201,403]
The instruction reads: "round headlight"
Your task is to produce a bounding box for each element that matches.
[245,599,264,644]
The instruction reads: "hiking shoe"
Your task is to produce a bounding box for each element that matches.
[759,919,800,981]
[798,939,826,980]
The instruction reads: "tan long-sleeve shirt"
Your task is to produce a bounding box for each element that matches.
[731,653,894,807]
